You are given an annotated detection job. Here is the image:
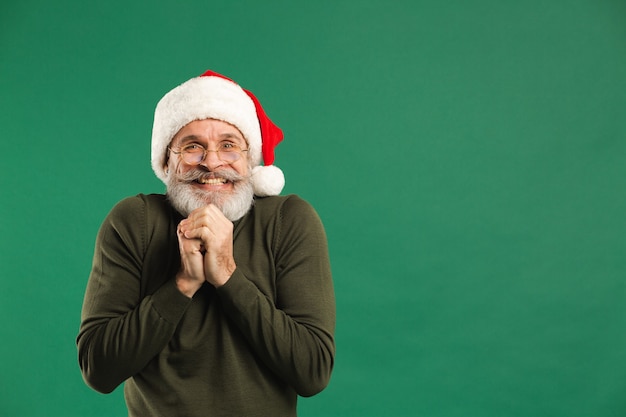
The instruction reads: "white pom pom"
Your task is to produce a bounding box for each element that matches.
[251,165,285,196]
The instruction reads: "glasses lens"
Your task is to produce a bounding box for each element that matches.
[182,146,205,165]
[217,143,243,163]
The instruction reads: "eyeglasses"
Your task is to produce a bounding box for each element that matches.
[168,143,249,165]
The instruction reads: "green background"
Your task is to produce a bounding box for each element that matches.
[1,1,625,416]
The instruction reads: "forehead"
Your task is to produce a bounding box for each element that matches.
[171,119,246,145]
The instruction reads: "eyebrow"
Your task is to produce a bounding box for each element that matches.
[176,135,200,144]
[218,133,245,142]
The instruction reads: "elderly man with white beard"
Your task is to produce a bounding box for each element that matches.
[77,70,336,417]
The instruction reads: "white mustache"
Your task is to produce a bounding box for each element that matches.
[177,168,245,184]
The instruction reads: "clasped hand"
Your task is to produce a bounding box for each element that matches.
[175,204,236,297]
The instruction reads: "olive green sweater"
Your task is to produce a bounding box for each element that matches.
[77,194,335,417]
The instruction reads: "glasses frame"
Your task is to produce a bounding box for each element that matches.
[167,143,249,165]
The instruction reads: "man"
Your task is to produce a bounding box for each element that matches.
[77,70,336,417]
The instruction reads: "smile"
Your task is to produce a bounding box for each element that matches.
[196,177,228,185]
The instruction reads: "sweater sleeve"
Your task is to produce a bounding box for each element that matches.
[217,195,336,397]
[76,196,192,394]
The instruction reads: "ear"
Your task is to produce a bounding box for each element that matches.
[163,148,171,175]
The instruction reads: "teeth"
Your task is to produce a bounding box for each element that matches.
[197,177,227,185]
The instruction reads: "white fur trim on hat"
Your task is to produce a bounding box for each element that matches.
[151,76,263,183]
[251,165,285,197]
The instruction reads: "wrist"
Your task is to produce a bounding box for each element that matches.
[212,266,236,288]
[175,273,203,298]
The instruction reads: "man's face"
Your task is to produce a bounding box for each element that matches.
[164,118,254,221]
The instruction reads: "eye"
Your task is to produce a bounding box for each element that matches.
[182,143,205,153]
[219,142,239,151]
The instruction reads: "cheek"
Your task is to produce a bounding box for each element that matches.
[170,159,190,175]
[234,159,250,177]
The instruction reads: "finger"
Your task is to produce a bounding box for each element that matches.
[180,207,230,237]
[179,206,216,230]
[187,204,227,225]
[177,224,204,252]
[176,225,206,284]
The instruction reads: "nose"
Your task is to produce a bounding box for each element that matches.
[199,149,224,170]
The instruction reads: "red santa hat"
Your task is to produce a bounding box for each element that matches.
[151,69,285,196]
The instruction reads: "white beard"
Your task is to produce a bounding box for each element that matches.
[165,168,254,221]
